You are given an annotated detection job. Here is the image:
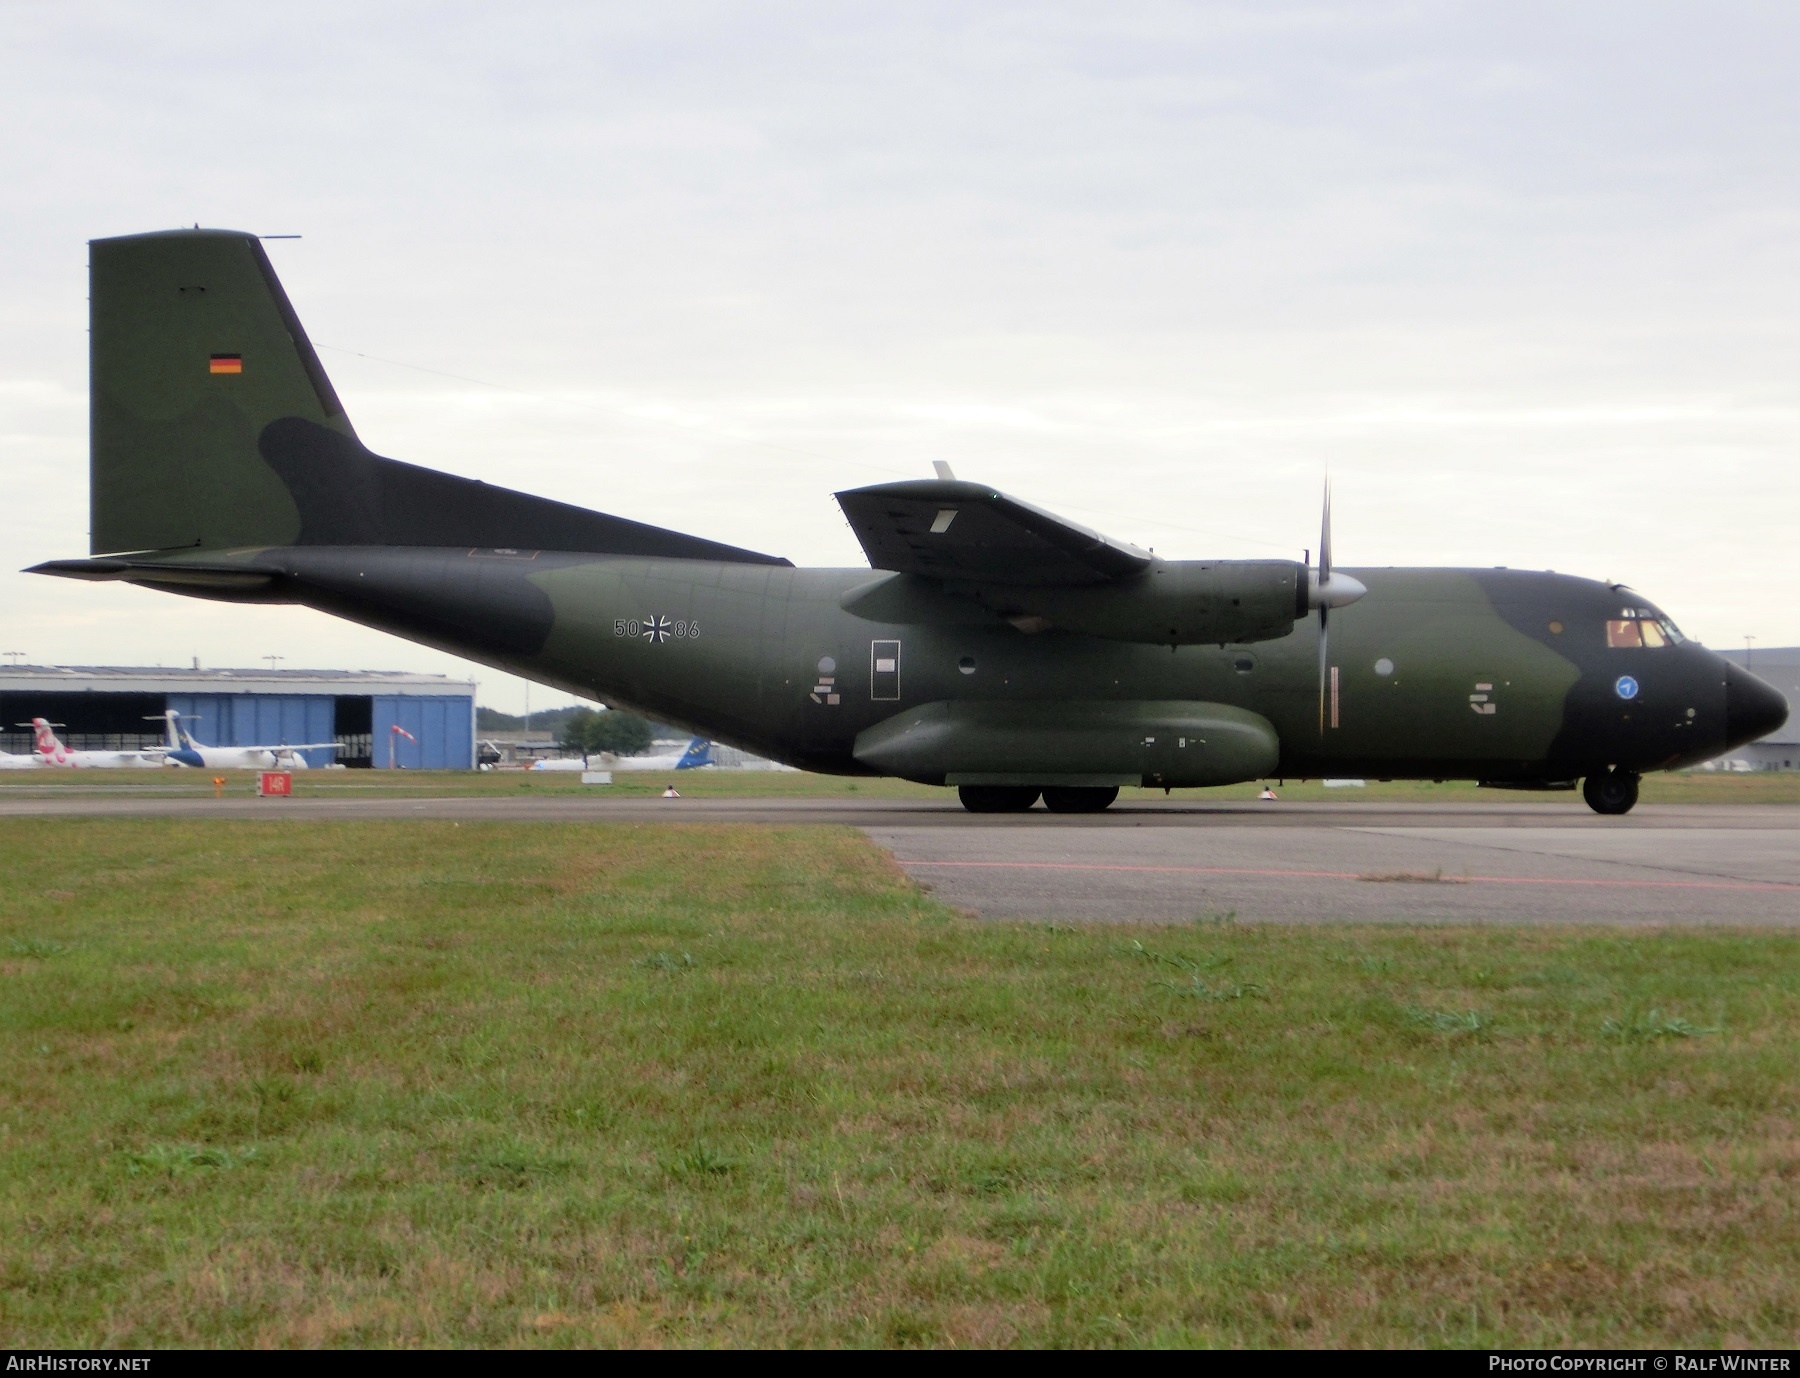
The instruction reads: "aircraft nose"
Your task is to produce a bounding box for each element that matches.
[1723,661,1789,749]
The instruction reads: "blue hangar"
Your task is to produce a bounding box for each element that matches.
[0,665,477,768]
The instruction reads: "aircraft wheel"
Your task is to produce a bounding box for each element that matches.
[1042,786,1119,814]
[958,785,1041,813]
[1582,769,1639,815]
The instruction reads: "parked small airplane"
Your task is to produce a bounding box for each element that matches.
[604,736,715,771]
[530,736,713,772]
[22,719,168,768]
[154,710,339,769]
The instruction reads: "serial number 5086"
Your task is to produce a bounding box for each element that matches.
[614,618,698,639]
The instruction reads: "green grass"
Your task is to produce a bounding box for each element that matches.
[1,820,1797,1347]
[1,766,1795,805]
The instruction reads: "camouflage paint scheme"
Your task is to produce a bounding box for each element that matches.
[32,230,1788,810]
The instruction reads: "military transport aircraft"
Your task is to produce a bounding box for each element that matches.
[30,229,1789,813]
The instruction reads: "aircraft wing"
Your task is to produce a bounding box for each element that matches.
[834,480,1153,586]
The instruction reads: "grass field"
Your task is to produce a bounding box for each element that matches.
[1,765,1797,806]
[1,820,1796,1347]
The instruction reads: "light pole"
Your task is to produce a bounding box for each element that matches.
[1745,635,1756,671]
[263,654,285,672]
[2,651,23,666]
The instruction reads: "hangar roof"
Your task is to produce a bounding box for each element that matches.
[0,665,476,697]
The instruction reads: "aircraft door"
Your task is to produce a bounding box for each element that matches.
[871,640,901,701]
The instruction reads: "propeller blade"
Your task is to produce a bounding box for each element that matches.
[1318,603,1329,735]
[1317,481,1331,734]
[1319,480,1332,583]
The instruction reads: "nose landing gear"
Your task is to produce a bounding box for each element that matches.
[1582,768,1640,815]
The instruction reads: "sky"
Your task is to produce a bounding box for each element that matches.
[3,1,1795,713]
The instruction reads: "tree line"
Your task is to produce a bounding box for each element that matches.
[475,704,666,757]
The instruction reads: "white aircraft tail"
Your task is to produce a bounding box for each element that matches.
[24,718,74,766]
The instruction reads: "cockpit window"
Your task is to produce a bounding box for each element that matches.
[1607,619,1643,648]
[1607,609,1682,649]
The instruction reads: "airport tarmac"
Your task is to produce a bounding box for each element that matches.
[3,791,1796,925]
[868,820,1800,925]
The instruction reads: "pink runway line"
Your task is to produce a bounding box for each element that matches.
[904,860,1800,894]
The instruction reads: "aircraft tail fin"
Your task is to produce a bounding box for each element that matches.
[30,719,63,757]
[166,712,204,750]
[87,229,791,565]
[674,736,714,769]
[90,230,354,556]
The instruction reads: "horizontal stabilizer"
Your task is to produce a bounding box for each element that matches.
[29,557,276,591]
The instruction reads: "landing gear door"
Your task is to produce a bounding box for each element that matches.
[871,640,901,701]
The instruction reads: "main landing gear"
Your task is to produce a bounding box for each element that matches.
[958,785,1039,813]
[1043,786,1119,814]
[1582,768,1640,816]
[956,785,1120,814]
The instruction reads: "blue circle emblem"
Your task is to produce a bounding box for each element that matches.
[1615,675,1639,701]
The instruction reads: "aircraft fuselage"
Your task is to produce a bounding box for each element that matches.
[145,544,1758,786]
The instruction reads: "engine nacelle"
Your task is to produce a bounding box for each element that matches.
[968,559,1306,646]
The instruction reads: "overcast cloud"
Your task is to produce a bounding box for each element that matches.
[3,1,1794,711]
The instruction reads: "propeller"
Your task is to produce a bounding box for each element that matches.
[1306,482,1367,734]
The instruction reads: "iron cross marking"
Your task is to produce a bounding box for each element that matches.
[643,615,673,643]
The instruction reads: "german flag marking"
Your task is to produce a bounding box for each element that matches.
[209,353,242,374]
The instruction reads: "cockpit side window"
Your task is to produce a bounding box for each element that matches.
[1607,609,1681,649]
